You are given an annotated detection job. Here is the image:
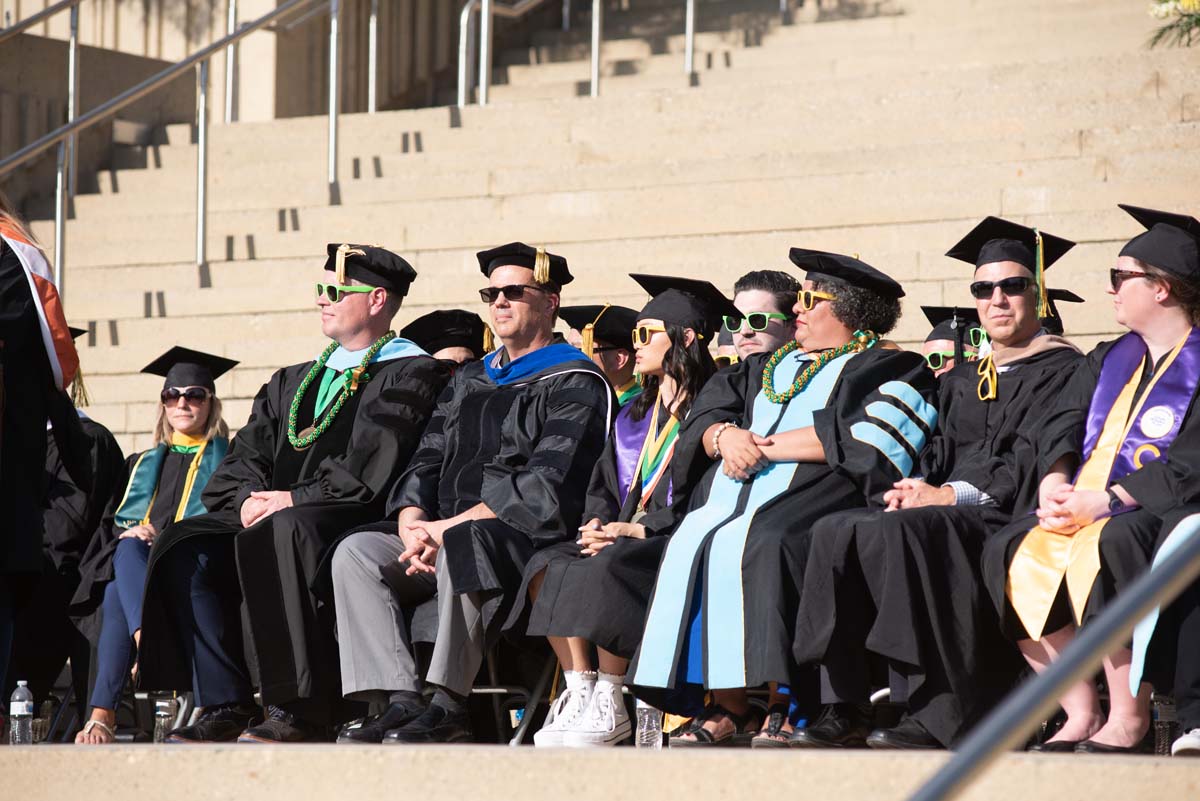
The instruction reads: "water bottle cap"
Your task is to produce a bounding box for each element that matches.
[16,680,27,686]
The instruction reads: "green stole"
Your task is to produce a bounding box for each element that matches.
[114,435,229,529]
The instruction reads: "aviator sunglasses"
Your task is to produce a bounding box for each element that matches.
[478,284,550,304]
[722,312,790,333]
[968,277,1031,300]
[161,386,211,404]
[316,282,375,303]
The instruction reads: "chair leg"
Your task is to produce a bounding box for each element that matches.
[509,655,558,747]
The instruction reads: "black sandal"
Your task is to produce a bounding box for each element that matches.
[669,704,755,748]
[751,703,791,749]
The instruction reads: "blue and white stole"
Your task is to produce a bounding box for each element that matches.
[633,349,855,690]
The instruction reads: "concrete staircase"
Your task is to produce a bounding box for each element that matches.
[21,0,1200,453]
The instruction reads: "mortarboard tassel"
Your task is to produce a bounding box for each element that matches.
[334,244,366,285]
[1034,229,1052,321]
[533,247,551,285]
[70,367,91,408]
[482,323,495,353]
[580,304,611,356]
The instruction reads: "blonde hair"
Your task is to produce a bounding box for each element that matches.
[0,188,38,246]
[154,394,230,446]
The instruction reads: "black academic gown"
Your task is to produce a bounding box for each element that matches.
[5,418,124,707]
[628,347,937,714]
[387,352,613,651]
[983,338,1200,642]
[795,344,1081,746]
[505,394,719,659]
[137,354,448,721]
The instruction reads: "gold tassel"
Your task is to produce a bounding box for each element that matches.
[70,367,90,407]
[533,247,551,285]
[1034,229,1052,320]
[334,244,366,285]
[482,324,495,353]
[976,353,998,402]
[581,304,611,355]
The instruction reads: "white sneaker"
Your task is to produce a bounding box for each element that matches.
[1172,727,1200,756]
[533,683,593,747]
[562,685,631,747]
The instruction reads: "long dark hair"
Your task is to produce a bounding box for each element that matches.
[630,323,717,423]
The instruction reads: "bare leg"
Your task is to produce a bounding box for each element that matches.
[1019,626,1104,743]
[596,648,629,677]
[1087,648,1151,747]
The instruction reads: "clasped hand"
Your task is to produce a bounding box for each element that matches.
[576,518,645,556]
[399,518,450,575]
[240,490,294,528]
[1036,482,1109,535]
[884,479,955,511]
[719,427,775,481]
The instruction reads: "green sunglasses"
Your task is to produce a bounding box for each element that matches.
[316,282,375,303]
[722,312,790,333]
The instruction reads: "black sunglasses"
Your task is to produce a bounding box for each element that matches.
[161,386,211,404]
[969,276,1032,300]
[1110,268,1150,291]
[478,284,549,304]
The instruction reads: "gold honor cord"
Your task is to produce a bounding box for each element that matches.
[581,303,612,357]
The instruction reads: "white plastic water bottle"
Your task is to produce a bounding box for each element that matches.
[9,681,34,745]
[634,699,662,749]
[153,697,179,743]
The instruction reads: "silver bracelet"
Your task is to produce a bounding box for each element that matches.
[712,422,737,459]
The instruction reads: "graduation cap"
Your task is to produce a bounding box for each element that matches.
[1118,204,1200,285]
[141,346,238,392]
[788,248,905,299]
[401,309,492,359]
[323,244,418,296]
[69,326,88,341]
[717,326,734,347]
[560,304,639,356]
[945,217,1076,320]
[629,274,741,341]
[921,306,983,364]
[1041,288,1084,336]
[476,242,573,286]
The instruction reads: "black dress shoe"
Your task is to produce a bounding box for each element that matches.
[238,705,326,743]
[1029,738,1083,753]
[166,704,260,743]
[866,716,942,750]
[337,702,429,744]
[383,703,472,744]
[1075,737,1151,754]
[788,704,873,749]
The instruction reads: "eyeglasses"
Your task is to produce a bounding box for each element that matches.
[923,350,978,371]
[714,354,740,368]
[316,282,375,303]
[968,277,1031,300]
[722,312,789,333]
[478,284,549,304]
[796,289,837,312]
[591,345,625,353]
[632,324,667,348]
[1110,268,1150,291]
[161,386,211,404]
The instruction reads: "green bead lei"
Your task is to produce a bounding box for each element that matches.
[287,331,397,450]
[761,330,877,404]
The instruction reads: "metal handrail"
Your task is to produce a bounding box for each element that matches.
[0,0,337,288]
[0,0,83,44]
[458,0,601,107]
[909,513,1200,801]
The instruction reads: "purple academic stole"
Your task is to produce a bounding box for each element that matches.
[613,404,654,506]
[1081,328,1200,484]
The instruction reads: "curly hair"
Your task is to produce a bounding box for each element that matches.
[811,279,902,336]
[630,323,717,423]
[733,270,801,316]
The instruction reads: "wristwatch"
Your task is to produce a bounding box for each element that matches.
[1106,488,1126,514]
